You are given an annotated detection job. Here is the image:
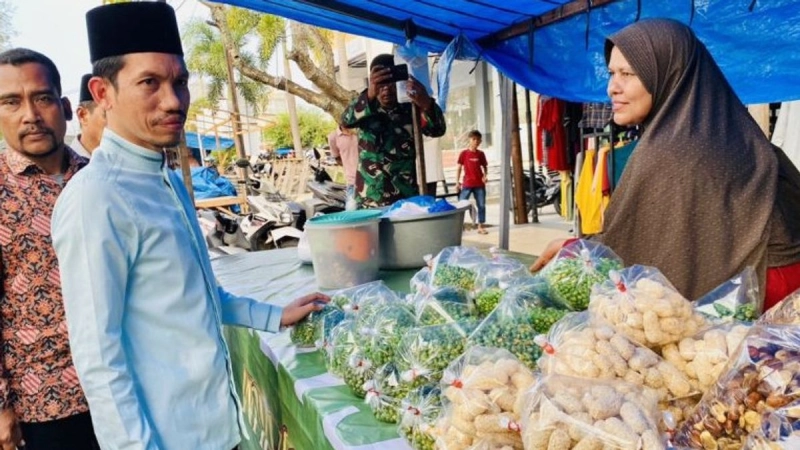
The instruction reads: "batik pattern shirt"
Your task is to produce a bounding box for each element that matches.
[341,90,446,207]
[0,148,89,422]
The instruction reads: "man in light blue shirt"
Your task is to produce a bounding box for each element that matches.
[51,3,327,450]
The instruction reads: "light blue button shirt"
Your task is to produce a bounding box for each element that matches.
[52,129,283,450]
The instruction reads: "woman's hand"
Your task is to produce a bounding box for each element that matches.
[530,238,568,272]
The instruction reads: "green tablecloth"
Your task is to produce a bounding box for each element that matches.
[213,248,535,450]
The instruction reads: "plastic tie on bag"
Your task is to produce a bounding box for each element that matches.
[534,334,556,355]
[609,270,627,293]
[580,248,595,270]
[401,364,430,383]
[500,416,521,433]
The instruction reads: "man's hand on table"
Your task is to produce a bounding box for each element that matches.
[281,293,330,327]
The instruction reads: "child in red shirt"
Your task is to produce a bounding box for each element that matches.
[456,130,489,234]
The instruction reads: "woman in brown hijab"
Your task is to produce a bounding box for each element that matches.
[531,19,800,311]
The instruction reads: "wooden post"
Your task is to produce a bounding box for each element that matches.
[748,104,771,138]
[525,89,539,223]
[412,104,427,195]
[511,85,528,224]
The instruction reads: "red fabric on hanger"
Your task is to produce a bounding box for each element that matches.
[538,98,570,171]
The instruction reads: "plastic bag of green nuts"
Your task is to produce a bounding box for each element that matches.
[314,306,348,351]
[364,362,406,423]
[361,303,417,368]
[675,324,800,450]
[396,322,477,393]
[414,298,473,326]
[410,267,431,295]
[330,280,403,318]
[471,251,530,317]
[468,296,553,371]
[324,320,360,378]
[430,246,488,293]
[538,239,623,311]
[694,267,761,324]
[398,385,442,450]
[289,304,345,348]
[343,348,376,398]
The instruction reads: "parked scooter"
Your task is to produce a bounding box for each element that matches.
[522,170,562,216]
[305,148,346,217]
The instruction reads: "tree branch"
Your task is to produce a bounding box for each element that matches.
[206,2,349,122]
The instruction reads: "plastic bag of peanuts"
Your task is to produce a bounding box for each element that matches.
[434,346,537,450]
[536,312,696,403]
[520,374,666,449]
[589,265,708,349]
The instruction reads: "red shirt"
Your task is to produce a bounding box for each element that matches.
[0,148,89,422]
[458,149,488,188]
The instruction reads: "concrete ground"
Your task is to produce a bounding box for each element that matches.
[459,198,574,257]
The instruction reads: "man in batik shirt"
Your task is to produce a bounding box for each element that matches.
[341,54,446,207]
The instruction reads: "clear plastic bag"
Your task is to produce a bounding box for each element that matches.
[759,288,800,325]
[660,321,751,393]
[675,324,800,450]
[330,280,402,317]
[361,303,417,367]
[343,348,376,398]
[695,267,761,323]
[399,384,442,450]
[325,320,358,377]
[469,294,565,371]
[520,374,665,450]
[430,246,488,293]
[415,297,473,326]
[315,306,348,351]
[744,410,800,449]
[539,239,623,311]
[395,322,477,393]
[289,303,343,348]
[472,252,529,317]
[675,325,800,449]
[411,267,431,295]
[537,312,696,402]
[589,265,708,349]
[364,362,406,423]
[435,346,535,450]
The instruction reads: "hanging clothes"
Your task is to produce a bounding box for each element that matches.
[575,146,611,234]
[537,97,570,171]
[772,101,800,170]
[606,140,638,188]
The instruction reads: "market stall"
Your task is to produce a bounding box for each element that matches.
[214,238,800,450]
[214,248,537,450]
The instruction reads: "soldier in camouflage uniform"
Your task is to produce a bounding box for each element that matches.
[341,54,446,207]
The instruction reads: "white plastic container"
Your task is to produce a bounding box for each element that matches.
[304,210,383,289]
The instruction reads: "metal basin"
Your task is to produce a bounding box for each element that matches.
[379,205,469,270]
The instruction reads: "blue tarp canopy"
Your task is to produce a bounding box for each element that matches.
[185,131,235,151]
[213,0,800,104]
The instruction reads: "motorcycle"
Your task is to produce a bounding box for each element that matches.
[521,170,562,216]
[304,148,347,217]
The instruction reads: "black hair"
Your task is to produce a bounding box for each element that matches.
[92,55,126,88]
[468,130,482,139]
[0,48,62,95]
